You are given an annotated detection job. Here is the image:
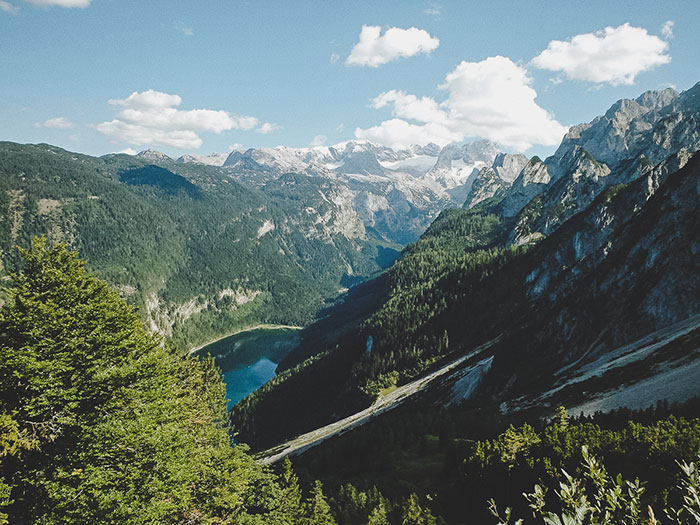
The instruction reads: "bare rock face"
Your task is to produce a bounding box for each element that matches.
[498,83,700,247]
[464,153,528,209]
[214,139,507,245]
[500,157,551,218]
[552,87,680,168]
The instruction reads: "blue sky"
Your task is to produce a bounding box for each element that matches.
[1,0,698,159]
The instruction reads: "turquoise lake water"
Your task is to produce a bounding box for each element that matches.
[195,327,300,409]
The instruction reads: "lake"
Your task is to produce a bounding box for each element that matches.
[194,326,301,409]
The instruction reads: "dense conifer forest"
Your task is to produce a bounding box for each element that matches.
[0,239,342,524]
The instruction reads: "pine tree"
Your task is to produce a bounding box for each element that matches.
[0,238,276,523]
[401,494,437,525]
[367,500,390,525]
[279,457,304,524]
[305,480,337,525]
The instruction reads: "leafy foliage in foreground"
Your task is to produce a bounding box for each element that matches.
[490,446,700,525]
[0,239,335,524]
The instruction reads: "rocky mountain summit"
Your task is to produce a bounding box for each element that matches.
[463,153,528,209]
[489,83,700,246]
[171,139,505,245]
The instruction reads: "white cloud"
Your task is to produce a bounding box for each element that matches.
[531,23,670,86]
[330,53,340,64]
[109,90,182,109]
[309,134,327,147]
[256,122,281,134]
[97,89,261,149]
[118,148,138,155]
[355,56,567,152]
[346,25,439,67]
[371,90,447,124]
[0,1,18,13]
[661,20,674,39]
[35,116,74,129]
[228,143,244,152]
[355,119,461,150]
[335,123,344,133]
[23,0,90,7]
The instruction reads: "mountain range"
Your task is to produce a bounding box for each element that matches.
[231,82,700,452]
[4,80,700,525]
[0,137,512,350]
[160,138,505,245]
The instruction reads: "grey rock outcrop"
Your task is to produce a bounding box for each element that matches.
[464,153,528,209]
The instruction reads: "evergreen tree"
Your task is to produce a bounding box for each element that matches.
[367,501,390,525]
[401,494,437,525]
[305,480,336,525]
[0,239,288,523]
[279,457,304,524]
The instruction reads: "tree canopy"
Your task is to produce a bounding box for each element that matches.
[0,238,317,523]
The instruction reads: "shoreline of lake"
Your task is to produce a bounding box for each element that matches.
[188,324,303,355]
[190,325,303,409]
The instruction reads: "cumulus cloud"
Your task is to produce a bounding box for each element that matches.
[23,0,90,7]
[355,56,567,151]
[0,1,19,13]
[35,117,74,129]
[371,90,447,125]
[97,89,261,149]
[531,23,670,86]
[256,122,281,134]
[356,119,461,150]
[346,25,439,67]
[661,20,674,39]
[309,135,327,147]
[118,148,138,155]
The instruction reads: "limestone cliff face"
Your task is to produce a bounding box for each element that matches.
[499,151,700,379]
[497,83,700,247]
[219,139,504,245]
[462,153,528,210]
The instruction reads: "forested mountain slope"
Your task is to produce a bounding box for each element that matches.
[0,142,397,349]
[232,83,700,451]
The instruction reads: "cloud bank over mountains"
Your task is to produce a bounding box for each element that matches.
[97,90,278,149]
[356,56,568,151]
[354,22,672,152]
[81,22,672,153]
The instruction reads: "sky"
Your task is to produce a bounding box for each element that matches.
[2,0,699,159]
